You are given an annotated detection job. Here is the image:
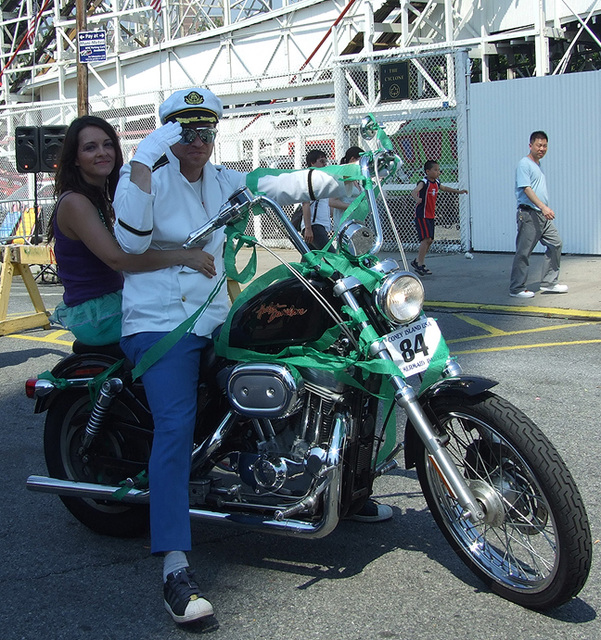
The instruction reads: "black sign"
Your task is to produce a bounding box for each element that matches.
[380,61,409,102]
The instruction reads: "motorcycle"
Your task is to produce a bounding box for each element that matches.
[26,115,591,610]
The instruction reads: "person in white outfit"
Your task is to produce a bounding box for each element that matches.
[113,87,350,625]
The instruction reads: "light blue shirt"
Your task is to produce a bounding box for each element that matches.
[515,155,548,210]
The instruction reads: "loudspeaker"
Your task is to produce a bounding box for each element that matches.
[39,125,68,172]
[15,126,40,173]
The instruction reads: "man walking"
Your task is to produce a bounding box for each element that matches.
[509,131,567,298]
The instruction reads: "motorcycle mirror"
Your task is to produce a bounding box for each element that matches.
[184,187,256,249]
[360,115,379,141]
[337,220,377,258]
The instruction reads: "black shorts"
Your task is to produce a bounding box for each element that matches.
[415,217,435,241]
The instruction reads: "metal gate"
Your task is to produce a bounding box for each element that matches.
[0,50,470,252]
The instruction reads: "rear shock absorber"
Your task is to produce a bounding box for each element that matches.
[79,378,124,455]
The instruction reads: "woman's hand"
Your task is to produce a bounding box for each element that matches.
[181,248,217,278]
[303,225,314,245]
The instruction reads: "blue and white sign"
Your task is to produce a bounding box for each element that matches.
[78,31,107,63]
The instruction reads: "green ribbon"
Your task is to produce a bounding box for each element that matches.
[129,272,227,383]
[418,328,451,395]
[39,123,443,469]
[112,469,149,500]
[38,369,79,390]
[245,164,364,197]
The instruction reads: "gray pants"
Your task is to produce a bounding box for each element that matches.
[510,206,563,293]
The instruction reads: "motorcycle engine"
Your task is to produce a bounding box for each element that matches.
[216,362,348,497]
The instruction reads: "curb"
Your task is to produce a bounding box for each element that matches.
[423,300,601,321]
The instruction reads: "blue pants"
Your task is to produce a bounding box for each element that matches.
[121,331,209,555]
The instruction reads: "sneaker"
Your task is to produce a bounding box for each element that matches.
[509,290,535,298]
[411,259,432,276]
[540,283,568,293]
[164,568,214,624]
[349,499,393,523]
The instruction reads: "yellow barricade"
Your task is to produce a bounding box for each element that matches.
[0,245,53,335]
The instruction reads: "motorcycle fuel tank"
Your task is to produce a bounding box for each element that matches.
[228,276,341,353]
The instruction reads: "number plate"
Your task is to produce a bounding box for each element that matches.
[383,317,442,378]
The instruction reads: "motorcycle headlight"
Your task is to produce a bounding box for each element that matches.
[374,272,424,324]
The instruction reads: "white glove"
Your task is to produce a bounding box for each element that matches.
[132,121,182,169]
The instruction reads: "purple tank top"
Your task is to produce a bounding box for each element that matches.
[52,206,124,307]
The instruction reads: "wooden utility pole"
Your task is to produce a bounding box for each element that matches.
[76,0,88,115]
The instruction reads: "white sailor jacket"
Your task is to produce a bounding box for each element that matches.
[114,148,347,338]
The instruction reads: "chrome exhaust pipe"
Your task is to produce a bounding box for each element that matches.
[26,413,347,539]
[26,472,340,538]
[26,475,150,503]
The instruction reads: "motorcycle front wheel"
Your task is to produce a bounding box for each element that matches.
[414,391,591,610]
[44,391,151,537]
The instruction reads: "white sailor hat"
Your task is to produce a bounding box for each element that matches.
[159,88,223,126]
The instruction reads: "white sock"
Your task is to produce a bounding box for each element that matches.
[163,550,189,583]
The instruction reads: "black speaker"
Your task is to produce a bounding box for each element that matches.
[39,125,68,173]
[15,126,40,173]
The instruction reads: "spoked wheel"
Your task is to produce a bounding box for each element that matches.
[414,391,591,609]
[44,392,152,537]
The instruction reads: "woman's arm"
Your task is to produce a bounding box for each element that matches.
[328,197,348,211]
[57,192,217,277]
[301,201,314,244]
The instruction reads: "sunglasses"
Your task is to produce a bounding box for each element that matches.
[179,127,218,145]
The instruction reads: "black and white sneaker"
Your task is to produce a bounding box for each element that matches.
[411,259,432,276]
[164,568,214,624]
[349,499,393,523]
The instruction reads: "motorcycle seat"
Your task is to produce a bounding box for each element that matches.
[72,339,125,361]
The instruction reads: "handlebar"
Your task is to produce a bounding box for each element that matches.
[358,149,397,255]
[184,124,401,259]
[184,186,312,256]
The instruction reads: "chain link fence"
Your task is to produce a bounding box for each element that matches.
[0,50,468,253]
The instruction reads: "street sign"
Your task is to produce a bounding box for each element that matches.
[380,61,409,102]
[78,30,106,63]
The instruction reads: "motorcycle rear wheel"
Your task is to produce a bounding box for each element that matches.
[44,392,151,537]
[414,391,591,609]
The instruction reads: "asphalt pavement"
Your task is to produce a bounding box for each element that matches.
[2,248,601,640]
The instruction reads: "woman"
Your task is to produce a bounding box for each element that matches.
[49,115,214,345]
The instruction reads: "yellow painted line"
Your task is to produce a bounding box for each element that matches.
[451,338,601,355]
[454,313,508,336]
[425,300,601,320]
[6,333,73,346]
[447,321,596,344]
[44,329,71,340]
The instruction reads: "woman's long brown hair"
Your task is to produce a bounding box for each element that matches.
[47,115,124,241]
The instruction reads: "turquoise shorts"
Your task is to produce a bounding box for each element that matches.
[50,290,123,346]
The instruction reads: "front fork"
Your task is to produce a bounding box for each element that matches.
[386,358,485,523]
[333,278,486,525]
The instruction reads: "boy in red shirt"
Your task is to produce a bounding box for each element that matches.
[410,160,468,276]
